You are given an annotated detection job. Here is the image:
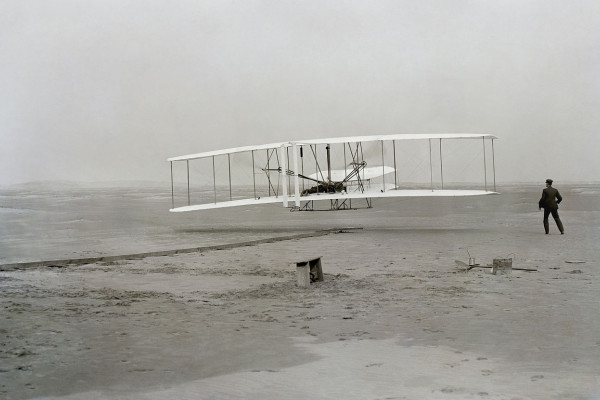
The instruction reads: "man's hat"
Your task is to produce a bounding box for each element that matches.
[546,179,553,184]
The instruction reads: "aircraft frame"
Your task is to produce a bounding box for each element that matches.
[168,133,498,212]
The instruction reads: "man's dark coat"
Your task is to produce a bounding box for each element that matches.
[539,186,562,210]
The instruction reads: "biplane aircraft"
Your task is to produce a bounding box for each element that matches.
[168,133,498,212]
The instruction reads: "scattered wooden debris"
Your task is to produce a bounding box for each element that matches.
[456,258,537,273]
[492,258,512,275]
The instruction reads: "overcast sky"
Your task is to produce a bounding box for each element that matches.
[1,0,599,186]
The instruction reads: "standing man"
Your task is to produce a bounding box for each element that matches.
[538,179,565,235]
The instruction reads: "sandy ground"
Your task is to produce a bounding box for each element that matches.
[1,187,600,399]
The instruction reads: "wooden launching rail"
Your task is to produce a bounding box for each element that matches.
[0,228,361,271]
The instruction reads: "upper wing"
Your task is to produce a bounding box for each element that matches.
[167,133,498,162]
[294,133,498,147]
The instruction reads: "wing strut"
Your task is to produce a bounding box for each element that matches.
[429,139,433,192]
[393,140,398,190]
[381,140,385,192]
[228,154,232,201]
[492,139,496,192]
[483,137,487,192]
[292,143,300,207]
[343,145,347,182]
[187,160,190,205]
[440,139,444,190]
[280,144,288,207]
[301,146,305,192]
[266,149,270,197]
[326,144,332,182]
[212,156,217,203]
[286,146,291,195]
[252,150,257,199]
[170,161,174,209]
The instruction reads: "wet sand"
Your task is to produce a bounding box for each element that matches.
[1,185,599,399]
